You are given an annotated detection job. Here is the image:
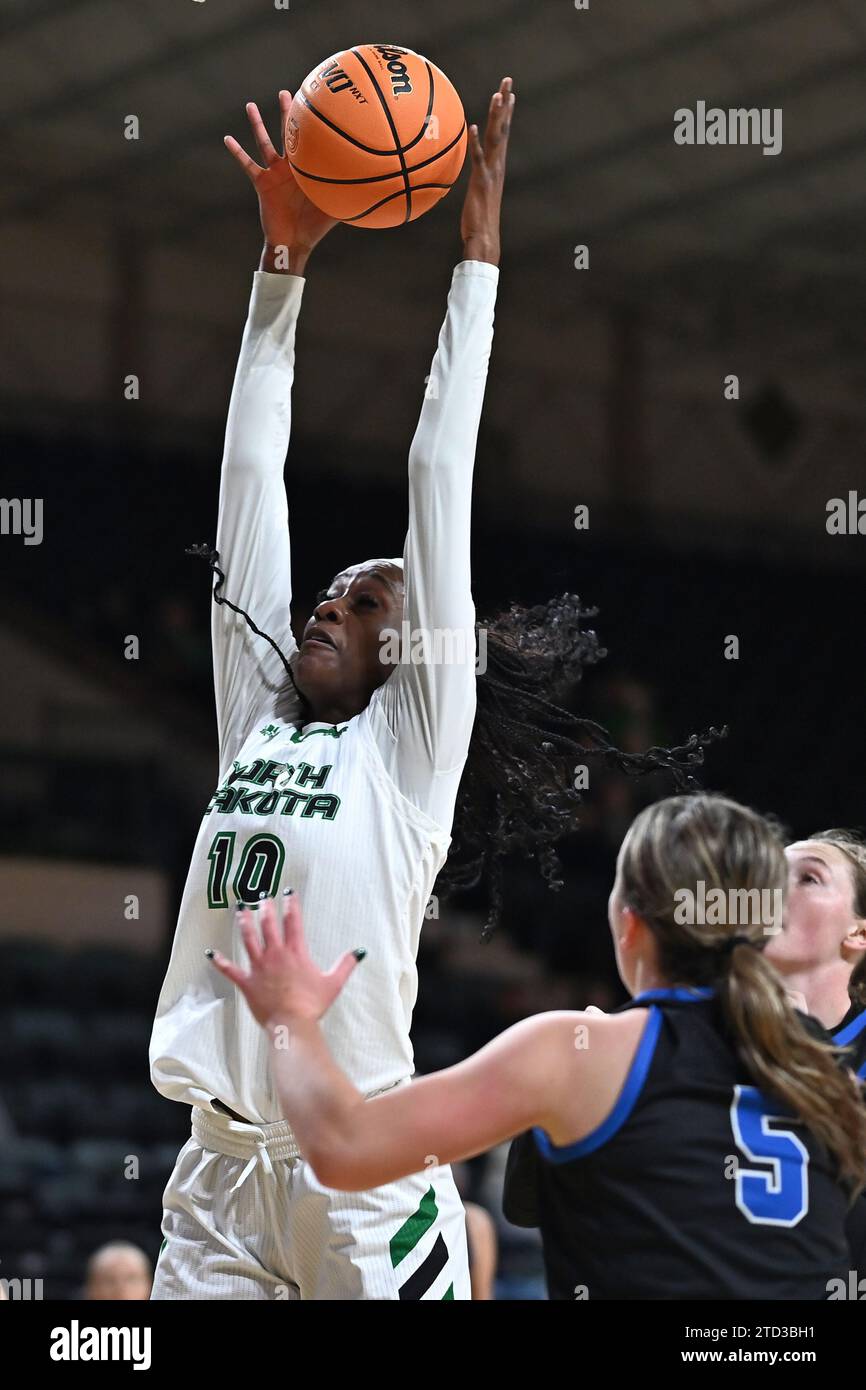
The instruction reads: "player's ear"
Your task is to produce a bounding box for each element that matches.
[845,914,866,959]
[619,905,649,952]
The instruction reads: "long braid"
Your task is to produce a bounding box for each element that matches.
[189,549,725,937]
[186,544,310,719]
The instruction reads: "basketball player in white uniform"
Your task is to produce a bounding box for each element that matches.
[149,77,514,1300]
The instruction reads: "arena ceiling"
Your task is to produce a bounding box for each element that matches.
[2,0,866,541]
[4,0,866,265]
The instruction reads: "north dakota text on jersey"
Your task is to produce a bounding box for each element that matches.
[204,758,340,820]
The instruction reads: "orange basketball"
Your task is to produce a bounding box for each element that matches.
[285,44,467,229]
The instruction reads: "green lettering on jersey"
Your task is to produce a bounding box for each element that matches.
[295,761,332,789]
[207,830,235,908]
[289,725,347,744]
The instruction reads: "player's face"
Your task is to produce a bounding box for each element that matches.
[765,842,860,972]
[295,562,405,716]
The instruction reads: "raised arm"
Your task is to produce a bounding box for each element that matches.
[211,893,646,1192]
[213,94,337,767]
[371,79,514,817]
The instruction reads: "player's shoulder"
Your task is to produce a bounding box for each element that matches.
[507,1006,652,1068]
[524,1008,657,1151]
[517,1005,652,1032]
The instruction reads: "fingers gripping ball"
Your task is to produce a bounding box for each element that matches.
[285,44,467,228]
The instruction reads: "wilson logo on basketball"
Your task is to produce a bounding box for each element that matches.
[373,45,413,97]
[317,61,368,103]
[290,44,466,228]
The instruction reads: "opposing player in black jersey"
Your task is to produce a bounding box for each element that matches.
[765,829,866,1287]
[211,793,866,1300]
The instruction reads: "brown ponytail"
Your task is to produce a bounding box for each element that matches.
[719,942,865,1192]
[619,794,866,1194]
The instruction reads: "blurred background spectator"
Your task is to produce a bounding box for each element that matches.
[84,1241,152,1301]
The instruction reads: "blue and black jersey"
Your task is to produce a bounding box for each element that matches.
[832,1000,866,1279]
[832,999,866,1081]
[503,989,851,1299]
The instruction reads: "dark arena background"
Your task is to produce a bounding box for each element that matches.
[1,0,865,1330]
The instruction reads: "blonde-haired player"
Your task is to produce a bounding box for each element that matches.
[766,829,866,1280]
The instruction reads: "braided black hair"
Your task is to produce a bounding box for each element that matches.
[188,545,725,938]
[437,594,724,936]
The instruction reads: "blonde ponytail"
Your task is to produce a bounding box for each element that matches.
[720,939,866,1193]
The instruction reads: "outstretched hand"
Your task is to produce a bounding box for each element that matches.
[209,892,364,1028]
[461,76,515,266]
[225,90,339,275]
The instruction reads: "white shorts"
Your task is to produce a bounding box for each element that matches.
[151,1103,471,1300]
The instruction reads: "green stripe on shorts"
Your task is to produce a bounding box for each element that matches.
[390,1185,438,1267]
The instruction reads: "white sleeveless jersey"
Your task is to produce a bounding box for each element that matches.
[150,261,499,1124]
